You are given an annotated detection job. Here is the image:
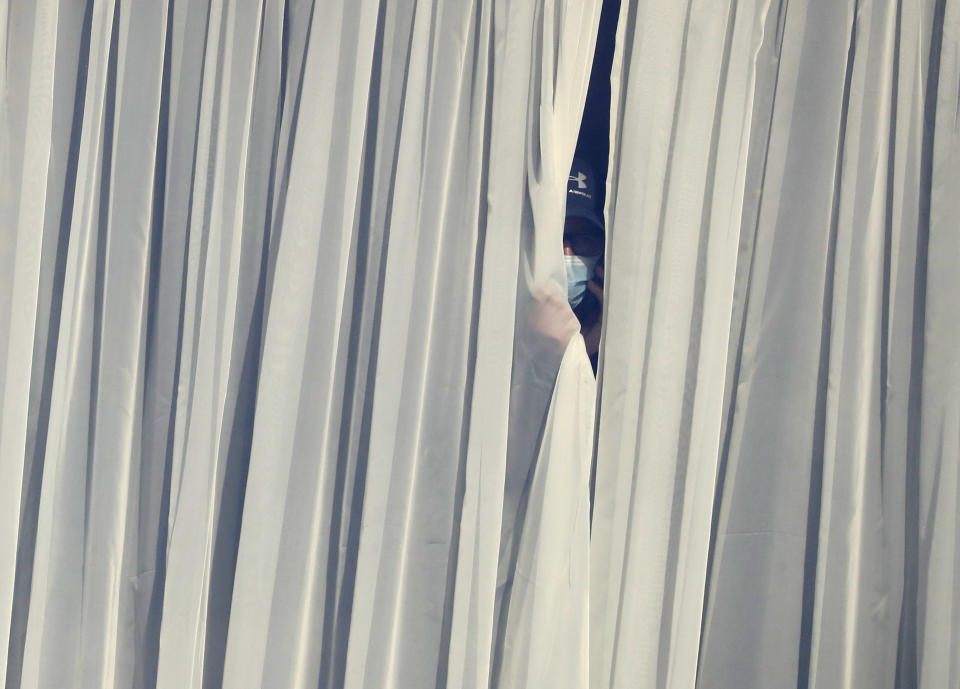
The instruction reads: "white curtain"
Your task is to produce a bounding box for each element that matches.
[592,1,959,689]
[1,1,957,689]
[1,0,601,687]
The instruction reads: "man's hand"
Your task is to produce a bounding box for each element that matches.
[582,263,604,357]
[529,287,580,350]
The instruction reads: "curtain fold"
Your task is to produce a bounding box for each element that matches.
[590,0,773,686]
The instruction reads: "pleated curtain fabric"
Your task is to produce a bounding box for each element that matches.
[1,0,602,687]
[591,1,959,689]
[1,1,958,689]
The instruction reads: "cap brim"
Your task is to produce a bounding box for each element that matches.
[565,205,605,234]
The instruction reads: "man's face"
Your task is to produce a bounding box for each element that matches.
[563,217,604,257]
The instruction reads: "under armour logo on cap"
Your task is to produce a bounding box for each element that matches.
[566,156,604,234]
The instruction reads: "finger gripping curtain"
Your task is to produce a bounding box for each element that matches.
[1,1,957,689]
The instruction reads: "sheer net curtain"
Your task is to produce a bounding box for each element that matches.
[0,0,601,687]
[592,1,958,689]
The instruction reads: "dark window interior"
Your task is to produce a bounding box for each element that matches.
[575,0,622,212]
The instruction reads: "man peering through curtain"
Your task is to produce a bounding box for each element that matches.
[563,157,605,372]
[525,155,607,378]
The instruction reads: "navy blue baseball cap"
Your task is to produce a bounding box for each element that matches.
[566,157,604,234]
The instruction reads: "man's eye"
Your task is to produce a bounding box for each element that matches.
[572,237,602,254]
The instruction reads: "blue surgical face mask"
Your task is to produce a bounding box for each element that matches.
[565,254,599,308]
